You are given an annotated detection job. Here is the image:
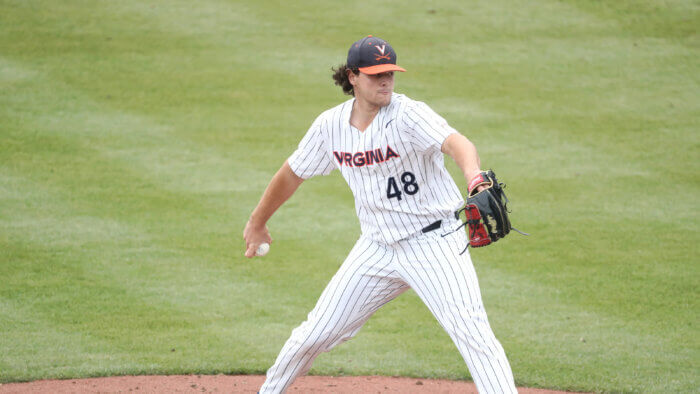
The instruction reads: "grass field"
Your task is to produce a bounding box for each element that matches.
[1,1,698,392]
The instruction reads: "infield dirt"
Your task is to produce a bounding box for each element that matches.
[0,375,587,393]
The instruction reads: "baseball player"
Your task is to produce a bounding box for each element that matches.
[243,35,517,394]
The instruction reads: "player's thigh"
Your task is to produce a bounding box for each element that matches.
[306,237,403,327]
[395,230,485,315]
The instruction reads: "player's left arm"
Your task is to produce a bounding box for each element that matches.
[441,133,483,189]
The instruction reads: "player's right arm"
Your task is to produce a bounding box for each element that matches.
[243,160,304,258]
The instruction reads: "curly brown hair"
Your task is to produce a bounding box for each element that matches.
[332,64,359,96]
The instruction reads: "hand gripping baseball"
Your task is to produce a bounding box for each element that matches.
[243,220,273,258]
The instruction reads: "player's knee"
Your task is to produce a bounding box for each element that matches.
[325,330,356,350]
[288,325,345,352]
[313,326,360,353]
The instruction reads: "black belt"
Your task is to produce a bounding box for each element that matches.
[421,211,460,234]
[421,220,442,233]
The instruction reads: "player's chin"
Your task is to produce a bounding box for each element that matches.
[376,92,392,106]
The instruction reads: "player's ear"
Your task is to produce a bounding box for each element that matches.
[347,69,358,86]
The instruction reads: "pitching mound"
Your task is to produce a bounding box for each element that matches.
[0,375,583,393]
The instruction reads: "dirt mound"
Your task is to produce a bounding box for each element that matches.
[0,374,582,393]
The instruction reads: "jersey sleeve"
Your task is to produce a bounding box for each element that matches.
[401,100,459,153]
[287,115,335,179]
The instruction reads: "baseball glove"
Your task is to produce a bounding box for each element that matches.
[463,170,526,248]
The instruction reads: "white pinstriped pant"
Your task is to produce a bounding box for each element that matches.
[259,218,517,394]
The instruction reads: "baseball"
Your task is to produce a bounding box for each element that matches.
[256,242,270,257]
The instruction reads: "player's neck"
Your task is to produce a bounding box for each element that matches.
[350,98,381,132]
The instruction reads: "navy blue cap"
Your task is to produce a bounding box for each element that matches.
[346,35,406,74]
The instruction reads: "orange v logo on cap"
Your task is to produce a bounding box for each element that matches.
[374,45,390,61]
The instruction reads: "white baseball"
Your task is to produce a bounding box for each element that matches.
[256,242,270,257]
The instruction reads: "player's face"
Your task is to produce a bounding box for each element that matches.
[350,71,395,108]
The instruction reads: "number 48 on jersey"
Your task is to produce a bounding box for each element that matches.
[387,171,419,201]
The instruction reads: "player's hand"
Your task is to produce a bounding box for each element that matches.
[468,170,488,194]
[243,219,272,258]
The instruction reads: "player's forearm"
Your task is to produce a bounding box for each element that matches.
[442,133,482,182]
[249,161,304,227]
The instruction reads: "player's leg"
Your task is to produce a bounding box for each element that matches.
[394,224,517,394]
[259,237,408,394]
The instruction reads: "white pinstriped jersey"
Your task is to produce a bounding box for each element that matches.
[288,93,464,244]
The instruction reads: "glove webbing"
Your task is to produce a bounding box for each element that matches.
[482,182,529,237]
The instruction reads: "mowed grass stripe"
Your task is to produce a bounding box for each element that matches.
[0,167,261,378]
[0,54,321,283]
[0,64,291,377]
[0,161,295,380]
[477,263,696,392]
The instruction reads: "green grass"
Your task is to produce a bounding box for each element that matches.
[1,0,698,392]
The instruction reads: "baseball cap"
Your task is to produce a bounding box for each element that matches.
[346,35,406,75]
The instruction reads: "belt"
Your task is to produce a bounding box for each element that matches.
[421,211,460,234]
[421,220,442,233]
